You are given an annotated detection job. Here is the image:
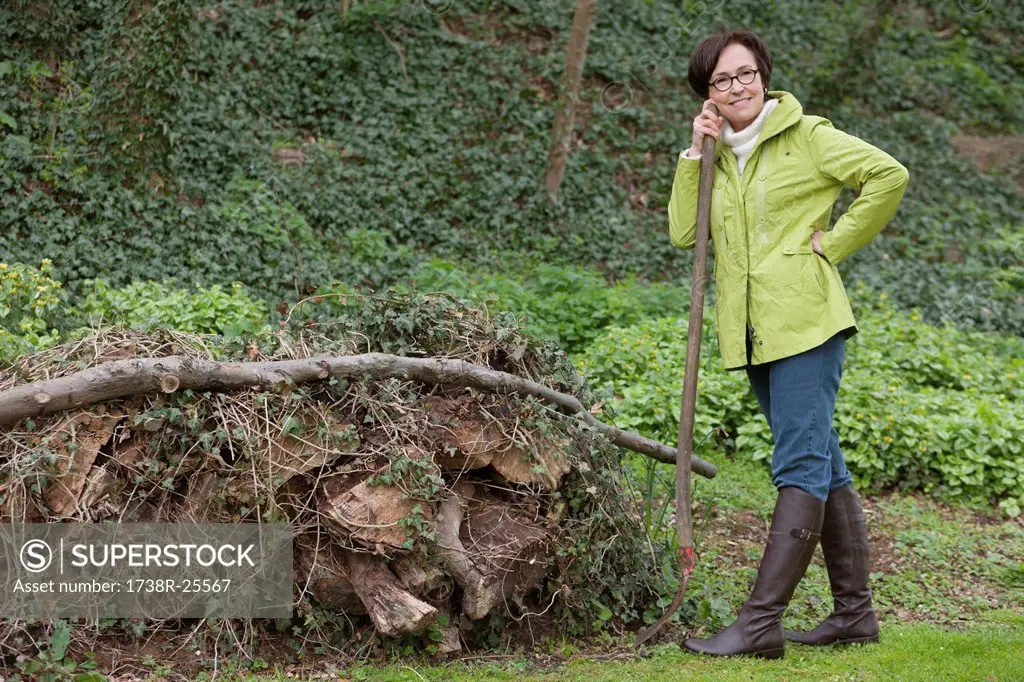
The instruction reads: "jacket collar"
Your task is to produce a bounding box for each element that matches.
[715,89,803,169]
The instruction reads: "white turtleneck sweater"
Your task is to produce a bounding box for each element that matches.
[680,97,779,178]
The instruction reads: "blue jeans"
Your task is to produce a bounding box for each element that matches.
[744,330,854,502]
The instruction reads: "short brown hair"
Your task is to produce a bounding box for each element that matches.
[687,29,774,100]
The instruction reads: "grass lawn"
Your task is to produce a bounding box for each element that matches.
[336,618,1024,681]
[193,616,1022,681]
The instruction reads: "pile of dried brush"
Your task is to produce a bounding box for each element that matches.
[0,293,678,659]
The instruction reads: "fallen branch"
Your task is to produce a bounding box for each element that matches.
[0,352,716,478]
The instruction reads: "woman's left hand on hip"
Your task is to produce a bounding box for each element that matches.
[811,231,826,257]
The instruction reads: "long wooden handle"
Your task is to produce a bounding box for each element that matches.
[636,102,719,648]
[675,102,718,562]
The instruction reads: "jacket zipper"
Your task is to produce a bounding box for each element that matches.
[748,144,771,350]
[756,144,770,247]
[714,177,726,248]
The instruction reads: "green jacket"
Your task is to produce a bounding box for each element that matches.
[668,89,910,371]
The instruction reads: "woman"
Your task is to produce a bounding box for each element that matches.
[667,30,909,659]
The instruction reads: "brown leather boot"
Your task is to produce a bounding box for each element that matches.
[683,486,824,659]
[785,485,880,646]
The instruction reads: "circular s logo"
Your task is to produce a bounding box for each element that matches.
[421,0,454,14]
[20,539,53,573]
[599,81,633,113]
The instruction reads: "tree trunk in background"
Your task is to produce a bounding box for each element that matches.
[543,0,598,203]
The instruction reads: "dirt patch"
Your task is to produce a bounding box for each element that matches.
[528,74,557,103]
[438,10,556,53]
[950,134,1024,191]
[696,506,766,563]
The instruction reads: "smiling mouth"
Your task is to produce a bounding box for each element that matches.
[731,97,751,104]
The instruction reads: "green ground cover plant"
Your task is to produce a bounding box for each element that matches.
[80,278,269,337]
[0,259,64,361]
[577,281,1024,516]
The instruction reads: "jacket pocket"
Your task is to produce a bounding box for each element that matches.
[773,250,826,299]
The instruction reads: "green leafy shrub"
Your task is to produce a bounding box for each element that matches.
[0,259,64,362]
[81,279,268,336]
[845,283,1024,401]
[408,258,683,355]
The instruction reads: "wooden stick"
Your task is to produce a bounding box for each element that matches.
[0,352,717,479]
[636,101,720,648]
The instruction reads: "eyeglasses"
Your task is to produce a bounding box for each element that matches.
[709,67,759,92]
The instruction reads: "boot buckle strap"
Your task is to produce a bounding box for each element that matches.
[791,528,821,543]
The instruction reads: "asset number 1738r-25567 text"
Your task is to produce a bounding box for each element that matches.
[124,578,231,593]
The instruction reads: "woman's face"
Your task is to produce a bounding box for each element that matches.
[708,43,765,133]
